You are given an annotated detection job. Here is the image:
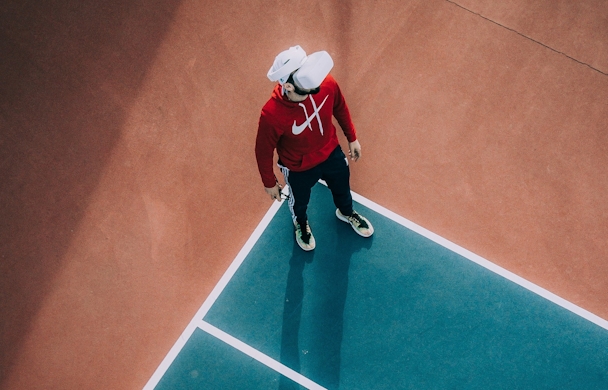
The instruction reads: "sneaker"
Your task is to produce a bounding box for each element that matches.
[336,209,374,237]
[294,220,316,251]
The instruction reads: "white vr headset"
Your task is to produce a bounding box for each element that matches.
[267,46,334,90]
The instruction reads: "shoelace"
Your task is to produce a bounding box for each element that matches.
[349,212,369,229]
[297,222,311,243]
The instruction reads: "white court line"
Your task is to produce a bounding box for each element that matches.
[198,320,326,390]
[143,196,285,390]
[143,323,199,390]
[145,184,608,389]
[350,190,608,331]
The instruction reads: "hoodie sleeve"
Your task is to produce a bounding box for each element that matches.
[255,109,282,188]
[331,77,357,143]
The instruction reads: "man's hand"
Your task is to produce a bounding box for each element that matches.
[349,140,362,161]
[265,184,282,202]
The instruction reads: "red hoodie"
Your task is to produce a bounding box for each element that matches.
[255,74,357,188]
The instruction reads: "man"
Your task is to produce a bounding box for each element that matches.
[255,45,373,251]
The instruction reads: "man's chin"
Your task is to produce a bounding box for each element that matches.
[309,87,321,94]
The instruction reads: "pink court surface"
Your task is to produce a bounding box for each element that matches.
[1,0,607,388]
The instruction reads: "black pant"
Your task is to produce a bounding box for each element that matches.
[280,146,353,225]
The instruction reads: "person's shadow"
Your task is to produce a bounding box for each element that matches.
[279,219,374,390]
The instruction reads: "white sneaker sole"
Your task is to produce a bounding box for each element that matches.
[335,209,374,237]
[294,221,316,251]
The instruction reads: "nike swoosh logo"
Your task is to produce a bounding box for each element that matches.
[292,95,329,135]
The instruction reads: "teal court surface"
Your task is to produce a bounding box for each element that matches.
[145,184,608,389]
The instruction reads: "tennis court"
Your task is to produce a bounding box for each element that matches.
[1,1,607,389]
[146,184,608,389]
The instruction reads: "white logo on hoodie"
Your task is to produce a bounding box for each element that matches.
[292,95,329,136]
